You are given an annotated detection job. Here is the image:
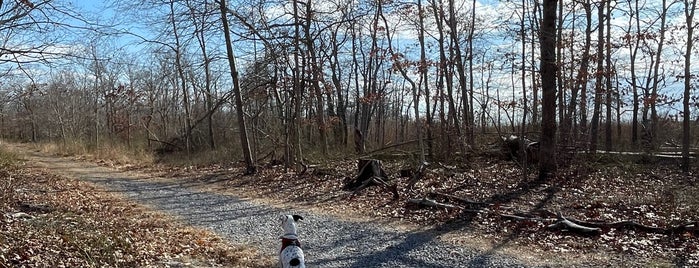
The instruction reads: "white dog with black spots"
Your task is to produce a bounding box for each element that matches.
[279,214,305,268]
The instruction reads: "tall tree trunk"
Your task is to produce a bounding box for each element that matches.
[431,0,458,156]
[447,0,468,148]
[351,20,363,154]
[466,0,476,147]
[169,0,193,154]
[219,0,256,174]
[418,0,433,158]
[521,1,527,123]
[563,0,591,146]
[650,0,668,150]
[292,0,306,169]
[304,0,328,155]
[556,0,565,127]
[628,0,641,146]
[539,0,558,178]
[579,1,591,140]
[379,4,424,163]
[589,0,605,153]
[604,1,613,151]
[187,0,215,150]
[328,25,348,147]
[530,2,540,130]
[682,0,697,172]
[520,0,529,172]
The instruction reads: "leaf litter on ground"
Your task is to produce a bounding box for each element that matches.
[137,155,699,267]
[0,162,276,268]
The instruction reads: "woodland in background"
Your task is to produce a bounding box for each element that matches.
[0,0,698,176]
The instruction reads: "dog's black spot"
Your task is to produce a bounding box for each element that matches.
[289,258,301,266]
[292,215,304,222]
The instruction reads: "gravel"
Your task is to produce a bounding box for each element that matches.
[82,176,537,268]
[24,150,537,267]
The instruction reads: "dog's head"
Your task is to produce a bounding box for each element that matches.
[280,214,303,239]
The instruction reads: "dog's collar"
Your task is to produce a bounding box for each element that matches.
[279,233,298,239]
[280,237,302,253]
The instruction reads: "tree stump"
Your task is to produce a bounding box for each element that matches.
[500,135,539,163]
[343,159,388,191]
[344,159,399,200]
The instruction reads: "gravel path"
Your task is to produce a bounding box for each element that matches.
[20,148,537,268]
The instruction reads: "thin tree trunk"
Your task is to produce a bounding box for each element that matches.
[650,0,668,150]
[520,0,529,174]
[530,2,540,129]
[380,1,425,163]
[628,0,641,146]
[682,0,696,172]
[556,0,565,127]
[447,0,467,146]
[466,0,476,147]
[589,0,605,153]
[418,0,433,158]
[187,0,215,150]
[219,0,256,174]
[563,1,591,147]
[169,0,193,154]
[604,1,612,151]
[303,0,328,155]
[292,0,306,169]
[327,25,348,146]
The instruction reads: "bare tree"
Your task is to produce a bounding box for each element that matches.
[649,0,670,150]
[218,0,256,174]
[604,0,613,151]
[562,0,592,147]
[168,0,193,154]
[302,0,329,155]
[446,0,469,149]
[430,0,461,155]
[417,0,434,158]
[185,0,217,150]
[539,0,558,178]
[625,0,641,146]
[589,0,605,153]
[379,0,426,163]
[682,0,697,172]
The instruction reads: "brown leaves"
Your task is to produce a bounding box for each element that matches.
[0,169,274,268]
[162,156,699,265]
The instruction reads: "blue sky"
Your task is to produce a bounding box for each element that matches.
[49,0,699,121]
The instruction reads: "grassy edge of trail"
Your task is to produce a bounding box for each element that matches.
[0,148,275,268]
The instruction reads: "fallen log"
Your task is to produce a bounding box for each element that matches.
[428,191,493,207]
[547,213,601,234]
[350,176,399,200]
[407,197,464,210]
[504,211,699,235]
[499,213,556,223]
[565,218,699,235]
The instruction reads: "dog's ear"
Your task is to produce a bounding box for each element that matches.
[292,215,304,222]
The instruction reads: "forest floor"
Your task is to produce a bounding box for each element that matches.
[132,149,699,267]
[0,143,276,267]
[3,141,699,267]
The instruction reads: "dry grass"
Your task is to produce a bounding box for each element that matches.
[0,150,276,268]
[35,140,155,166]
[156,147,242,167]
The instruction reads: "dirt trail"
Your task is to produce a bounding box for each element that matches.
[5,143,549,268]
